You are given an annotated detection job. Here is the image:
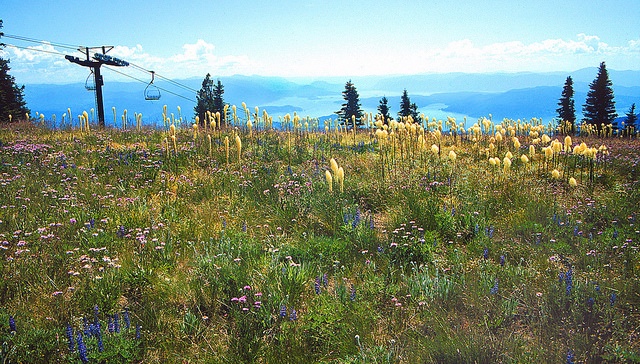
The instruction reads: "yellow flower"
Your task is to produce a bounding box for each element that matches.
[529,145,536,157]
[330,158,339,175]
[551,169,561,179]
[505,151,513,160]
[520,154,529,163]
[513,137,521,150]
[337,167,345,193]
[325,170,333,192]
[503,157,511,173]
[569,177,577,187]
[431,144,439,155]
[235,135,242,162]
[448,150,457,162]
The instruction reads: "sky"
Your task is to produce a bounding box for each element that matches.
[1,0,639,85]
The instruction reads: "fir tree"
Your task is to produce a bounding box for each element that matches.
[336,80,363,126]
[194,73,214,125]
[212,79,225,124]
[0,20,30,122]
[556,76,576,133]
[624,103,637,131]
[377,96,392,124]
[398,89,419,122]
[582,62,617,131]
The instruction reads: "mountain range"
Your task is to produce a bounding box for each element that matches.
[23,68,640,127]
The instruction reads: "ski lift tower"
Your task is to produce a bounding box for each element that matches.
[65,46,129,128]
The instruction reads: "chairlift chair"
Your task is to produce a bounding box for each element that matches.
[144,71,161,101]
[85,70,96,91]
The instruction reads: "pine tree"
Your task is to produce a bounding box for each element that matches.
[556,76,576,133]
[212,79,225,125]
[0,20,30,122]
[625,103,637,131]
[377,96,391,124]
[336,80,363,126]
[582,62,617,131]
[194,73,214,125]
[398,89,419,122]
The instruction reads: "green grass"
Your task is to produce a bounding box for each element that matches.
[0,120,638,363]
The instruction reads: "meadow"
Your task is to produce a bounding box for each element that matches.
[0,111,638,363]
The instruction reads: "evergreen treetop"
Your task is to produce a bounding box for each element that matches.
[0,20,30,122]
[336,80,363,126]
[582,61,617,130]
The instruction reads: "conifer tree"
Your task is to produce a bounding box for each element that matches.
[212,79,225,125]
[377,96,391,124]
[0,20,30,122]
[398,89,419,122]
[624,103,637,131]
[582,62,617,131]
[556,76,576,133]
[336,80,363,126]
[194,73,214,125]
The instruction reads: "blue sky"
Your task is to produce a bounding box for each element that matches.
[2,0,639,84]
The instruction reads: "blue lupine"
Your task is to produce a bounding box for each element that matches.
[97,329,104,352]
[83,317,90,337]
[322,273,328,288]
[350,285,356,301]
[587,297,595,308]
[314,276,321,294]
[123,309,131,329]
[566,349,575,364]
[9,316,16,332]
[377,246,384,253]
[565,269,573,295]
[610,293,616,307]
[279,305,287,319]
[94,305,100,325]
[114,313,120,333]
[483,247,489,260]
[490,279,499,295]
[242,221,247,233]
[289,309,298,321]
[613,230,618,239]
[573,226,579,237]
[108,316,114,333]
[352,208,361,228]
[66,324,75,352]
[369,216,375,230]
[136,325,141,339]
[77,333,89,364]
[499,255,505,267]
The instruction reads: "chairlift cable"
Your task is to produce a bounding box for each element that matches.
[102,65,195,102]
[2,33,80,51]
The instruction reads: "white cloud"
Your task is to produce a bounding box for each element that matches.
[3,34,639,83]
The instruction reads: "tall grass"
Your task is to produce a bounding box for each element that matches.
[0,117,638,363]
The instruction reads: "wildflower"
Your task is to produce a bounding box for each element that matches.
[569,177,577,187]
[431,144,439,155]
[279,305,287,318]
[587,297,595,308]
[314,276,321,294]
[490,279,499,294]
[9,316,16,332]
[448,150,457,163]
[322,273,328,287]
[114,313,120,333]
[136,325,141,339]
[529,145,535,157]
[610,293,616,307]
[77,333,89,363]
[499,255,505,266]
[520,154,529,164]
[123,308,130,329]
[289,308,298,321]
[503,157,511,173]
[350,285,356,301]
[66,324,75,352]
[483,247,489,260]
[325,170,333,192]
[567,349,575,364]
[551,169,561,179]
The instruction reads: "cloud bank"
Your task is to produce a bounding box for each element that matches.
[2,34,638,84]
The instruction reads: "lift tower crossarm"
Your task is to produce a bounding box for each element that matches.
[65,46,128,128]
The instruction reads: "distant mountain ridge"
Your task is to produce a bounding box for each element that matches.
[23,68,640,126]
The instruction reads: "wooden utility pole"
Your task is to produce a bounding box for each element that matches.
[65,46,129,128]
